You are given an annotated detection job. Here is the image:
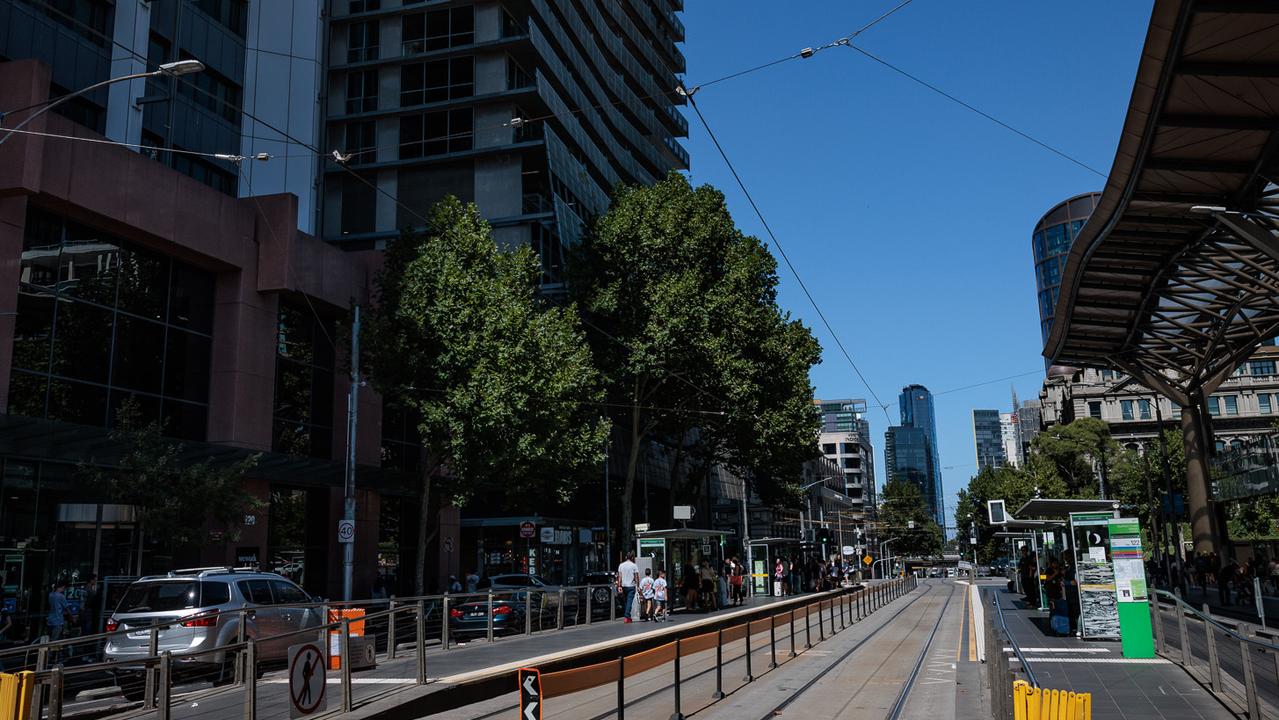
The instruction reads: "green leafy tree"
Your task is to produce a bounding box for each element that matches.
[1030,417,1119,497]
[81,399,262,562]
[361,197,608,593]
[571,173,821,548]
[879,479,943,558]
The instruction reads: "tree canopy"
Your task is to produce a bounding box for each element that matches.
[879,479,944,558]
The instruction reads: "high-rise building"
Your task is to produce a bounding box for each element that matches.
[972,409,1006,470]
[321,0,689,284]
[1015,401,1042,461]
[814,399,875,521]
[886,384,944,525]
[0,0,325,230]
[1032,192,1100,350]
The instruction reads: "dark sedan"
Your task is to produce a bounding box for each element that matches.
[448,592,554,639]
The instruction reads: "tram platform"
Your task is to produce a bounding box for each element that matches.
[989,586,1233,720]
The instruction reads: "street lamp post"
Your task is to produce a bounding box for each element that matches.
[0,60,205,146]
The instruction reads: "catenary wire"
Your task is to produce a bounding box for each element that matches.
[686,93,893,423]
[843,44,1107,178]
[0,126,257,161]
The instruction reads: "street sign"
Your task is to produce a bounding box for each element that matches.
[634,523,650,533]
[862,555,873,566]
[539,527,555,543]
[519,521,536,539]
[841,545,855,556]
[518,667,542,720]
[337,520,355,544]
[987,500,1008,525]
[288,642,327,718]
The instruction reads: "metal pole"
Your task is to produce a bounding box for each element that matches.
[605,436,612,570]
[1203,605,1221,694]
[670,638,683,720]
[526,592,533,635]
[243,639,257,720]
[158,651,172,720]
[744,620,754,682]
[769,615,778,668]
[486,592,495,643]
[742,474,752,597]
[789,609,797,657]
[617,655,626,720]
[343,304,361,602]
[49,667,64,720]
[557,588,565,630]
[388,599,398,659]
[341,618,353,712]
[145,625,158,707]
[1241,637,1261,720]
[441,596,450,650]
[586,585,593,626]
[1177,604,1191,667]
[818,602,826,642]
[804,605,812,649]
[713,629,725,699]
[416,600,426,685]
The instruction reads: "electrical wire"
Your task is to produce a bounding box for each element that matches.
[0,126,257,162]
[932,370,1045,397]
[686,93,892,423]
[843,44,1107,178]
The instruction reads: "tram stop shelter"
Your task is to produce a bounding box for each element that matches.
[634,528,733,602]
[999,499,1121,613]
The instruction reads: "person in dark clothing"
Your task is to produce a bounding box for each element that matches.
[1219,558,1239,606]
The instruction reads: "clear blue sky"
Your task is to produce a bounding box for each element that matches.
[678,1,1154,524]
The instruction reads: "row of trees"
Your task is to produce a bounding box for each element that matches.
[362,174,825,592]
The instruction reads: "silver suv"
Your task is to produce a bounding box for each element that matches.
[104,567,321,699]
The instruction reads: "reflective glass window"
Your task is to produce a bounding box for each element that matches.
[1260,394,1272,415]
[272,302,336,459]
[1120,400,1134,421]
[1224,396,1238,416]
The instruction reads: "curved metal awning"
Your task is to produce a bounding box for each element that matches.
[1045,0,1279,405]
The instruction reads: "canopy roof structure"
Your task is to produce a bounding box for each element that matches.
[636,528,735,541]
[1015,498,1120,519]
[1044,0,1279,405]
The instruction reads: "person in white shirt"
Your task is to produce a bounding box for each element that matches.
[653,570,669,622]
[617,552,640,623]
[638,569,656,621]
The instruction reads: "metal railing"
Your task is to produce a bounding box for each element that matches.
[990,588,1037,688]
[1151,588,1279,718]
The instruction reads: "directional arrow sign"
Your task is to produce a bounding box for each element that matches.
[517,667,541,720]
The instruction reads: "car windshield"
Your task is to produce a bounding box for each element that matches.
[116,581,230,613]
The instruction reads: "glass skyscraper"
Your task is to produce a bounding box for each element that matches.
[885,384,944,526]
[1032,192,1101,345]
[972,409,1006,470]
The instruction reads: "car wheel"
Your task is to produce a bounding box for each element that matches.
[212,659,237,686]
[592,587,611,606]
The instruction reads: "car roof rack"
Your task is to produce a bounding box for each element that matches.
[166,565,261,578]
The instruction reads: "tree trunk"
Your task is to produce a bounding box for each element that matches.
[416,471,431,596]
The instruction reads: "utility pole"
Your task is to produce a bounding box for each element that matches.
[342,304,361,601]
[604,435,611,567]
[742,474,752,597]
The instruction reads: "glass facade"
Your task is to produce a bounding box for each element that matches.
[897,384,943,524]
[972,409,1005,470]
[1032,193,1101,345]
[272,303,336,459]
[9,207,214,440]
[884,425,939,524]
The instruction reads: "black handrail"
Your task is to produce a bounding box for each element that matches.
[990,589,1038,687]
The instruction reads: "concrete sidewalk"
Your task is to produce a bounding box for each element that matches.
[990,588,1233,720]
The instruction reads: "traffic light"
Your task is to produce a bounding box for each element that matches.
[816,528,831,545]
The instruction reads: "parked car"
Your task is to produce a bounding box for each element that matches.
[103,567,322,701]
[448,591,554,639]
[577,572,622,617]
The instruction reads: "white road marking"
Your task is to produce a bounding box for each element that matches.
[1020,657,1170,664]
[264,678,418,684]
[1003,647,1110,653]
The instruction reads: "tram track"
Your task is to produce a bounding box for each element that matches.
[752,580,957,720]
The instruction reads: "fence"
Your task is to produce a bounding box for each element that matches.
[1012,680,1092,720]
[1151,588,1279,718]
[2,582,629,720]
[522,577,917,719]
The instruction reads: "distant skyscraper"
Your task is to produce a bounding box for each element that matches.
[886,384,944,526]
[814,399,875,521]
[972,409,1006,470]
[1000,412,1020,468]
[1032,193,1101,361]
[1015,401,1043,462]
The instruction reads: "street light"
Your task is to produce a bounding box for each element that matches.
[0,60,205,146]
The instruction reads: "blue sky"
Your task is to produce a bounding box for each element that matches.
[678,1,1154,523]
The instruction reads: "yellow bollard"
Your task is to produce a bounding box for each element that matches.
[1013,680,1028,720]
[0,672,15,720]
[1028,685,1041,719]
[14,671,34,720]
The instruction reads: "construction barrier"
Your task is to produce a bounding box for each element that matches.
[1013,680,1091,720]
[0,671,34,720]
[328,608,367,670]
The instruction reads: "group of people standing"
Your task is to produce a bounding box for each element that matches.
[1191,552,1278,606]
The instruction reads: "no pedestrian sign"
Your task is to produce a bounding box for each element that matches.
[288,642,327,718]
[518,668,542,720]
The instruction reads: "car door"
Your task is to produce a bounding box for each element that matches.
[269,580,314,638]
[237,579,287,658]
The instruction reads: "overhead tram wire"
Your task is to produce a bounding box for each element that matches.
[842,44,1107,179]
[685,93,892,423]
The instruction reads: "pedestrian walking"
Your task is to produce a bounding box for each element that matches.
[465,568,480,594]
[617,552,639,623]
[654,570,669,621]
[729,556,745,606]
[639,569,655,621]
[773,559,785,597]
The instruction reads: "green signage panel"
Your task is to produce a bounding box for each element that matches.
[1109,517,1155,659]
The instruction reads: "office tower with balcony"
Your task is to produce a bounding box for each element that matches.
[321,0,690,284]
[814,398,876,520]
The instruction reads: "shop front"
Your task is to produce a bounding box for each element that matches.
[463,516,602,585]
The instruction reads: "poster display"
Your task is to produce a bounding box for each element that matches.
[1109,517,1155,658]
[1069,511,1120,639]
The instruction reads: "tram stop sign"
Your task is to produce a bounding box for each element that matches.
[288,641,327,718]
[518,667,542,720]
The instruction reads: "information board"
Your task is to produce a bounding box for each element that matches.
[1070,511,1120,639]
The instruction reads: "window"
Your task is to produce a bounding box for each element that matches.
[1261,394,1272,415]
[270,580,309,604]
[1101,369,1114,381]
[507,56,533,89]
[345,70,378,114]
[400,108,472,159]
[841,443,857,454]
[349,0,380,12]
[843,457,860,469]
[1120,399,1134,421]
[272,303,336,459]
[1138,399,1151,420]
[1224,395,1239,416]
[9,208,213,440]
[40,0,113,46]
[821,443,836,455]
[237,580,274,605]
[1251,360,1277,376]
[344,121,376,164]
[402,6,473,53]
[348,20,380,62]
[382,402,423,471]
[176,60,242,125]
[1208,397,1220,416]
[1088,401,1102,419]
[194,0,247,37]
[400,57,473,106]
